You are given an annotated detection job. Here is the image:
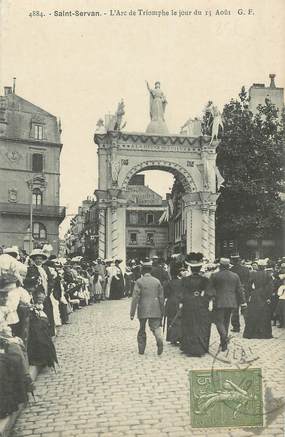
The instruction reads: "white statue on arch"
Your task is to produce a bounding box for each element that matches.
[145,81,169,135]
[206,102,224,144]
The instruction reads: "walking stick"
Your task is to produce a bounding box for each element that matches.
[163,313,166,333]
[169,308,182,330]
[162,299,167,333]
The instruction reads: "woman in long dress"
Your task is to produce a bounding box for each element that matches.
[243,261,273,339]
[109,259,124,300]
[180,253,212,357]
[164,265,186,345]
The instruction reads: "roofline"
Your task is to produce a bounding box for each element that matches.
[249,85,284,91]
[8,94,57,118]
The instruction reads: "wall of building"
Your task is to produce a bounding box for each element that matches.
[248,75,284,114]
[0,87,64,254]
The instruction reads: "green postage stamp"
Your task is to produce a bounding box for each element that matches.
[189,368,263,428]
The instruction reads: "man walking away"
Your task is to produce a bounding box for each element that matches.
[130,261,164,355]
[210,258,246,351]
[230,255,250,332]
[151,256,170,285]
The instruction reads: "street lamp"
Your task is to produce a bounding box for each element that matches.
[26,174,47,253]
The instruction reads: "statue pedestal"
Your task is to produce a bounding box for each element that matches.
[146,120,169,135]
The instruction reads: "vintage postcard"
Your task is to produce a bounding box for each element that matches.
[0,0,284,436]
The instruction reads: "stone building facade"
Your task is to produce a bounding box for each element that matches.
[65,198,94,257]
[125,175,168,260]
[66,178,168,261]
[0,85,65,254]
[248,74,284,114]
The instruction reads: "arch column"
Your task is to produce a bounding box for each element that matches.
[183,193,204,255]
[98,206,106,260]
[208,202,218,261]
[183,192,218,260]
[201,206,210,257]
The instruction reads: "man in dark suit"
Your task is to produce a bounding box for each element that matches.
[130,261,164,355]
[230,255,250,332]
[210,258,246,351]
[151,256,170,285]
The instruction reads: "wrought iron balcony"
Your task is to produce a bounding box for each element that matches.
[0,202,66,221]
[128,240,138,245]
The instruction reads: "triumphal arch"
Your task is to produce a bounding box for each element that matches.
[94,82,221,264]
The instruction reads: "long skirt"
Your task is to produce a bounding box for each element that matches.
[28,312,58,368]
[109,277,124,300]
[243,290,272,339]
[180,297,211,357]
[50,293,62,327]
[165,300,182,343]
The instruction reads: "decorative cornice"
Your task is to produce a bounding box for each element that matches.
[94,130,219,152]
[183,192,219,209]
[0,136,63,149]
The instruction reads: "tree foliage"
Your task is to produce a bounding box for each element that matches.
[216,87,285,245]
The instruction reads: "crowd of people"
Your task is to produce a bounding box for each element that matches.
[0,244,284,419]
[129,252,285,357]
[0,246,125,419]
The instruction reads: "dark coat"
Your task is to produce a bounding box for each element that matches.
[151,265,170,285]
[164,278,184,319]
[24,265,45,296]
[130,273,164,319]
[210,268,245,309]
[164,278,184,342]
[231,264,250,299]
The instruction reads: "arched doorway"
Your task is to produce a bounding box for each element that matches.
[94,131,219,265]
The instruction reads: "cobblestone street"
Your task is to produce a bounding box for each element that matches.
[12,299,285,437]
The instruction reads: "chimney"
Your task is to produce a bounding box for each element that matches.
[13,77,16,94]
[4,86,12,96]
[269,74,276,88]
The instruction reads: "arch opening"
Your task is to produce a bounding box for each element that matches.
[120,160,197,193]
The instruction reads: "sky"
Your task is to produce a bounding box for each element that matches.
[1,0,285,236]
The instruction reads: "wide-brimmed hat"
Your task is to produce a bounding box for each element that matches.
[3,246,19,257]
[230,254,240,260]
[220,257,231,266]
[185,252,204,267]
[29,249,48,260]
[115,258,123,264]
[257,259,267,267]
[142,260,152,267]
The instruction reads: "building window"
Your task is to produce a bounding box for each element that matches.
[32,222,47,240]
[146,232,154,245]
[129,212,138,225]
[32,188,43,207]
[146,213,154,224]
[130,233,137,244]
[34,125,44,140]
[32,153,43,172]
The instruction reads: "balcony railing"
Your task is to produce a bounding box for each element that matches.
[0,203,66,221]
[128,240,138,245]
